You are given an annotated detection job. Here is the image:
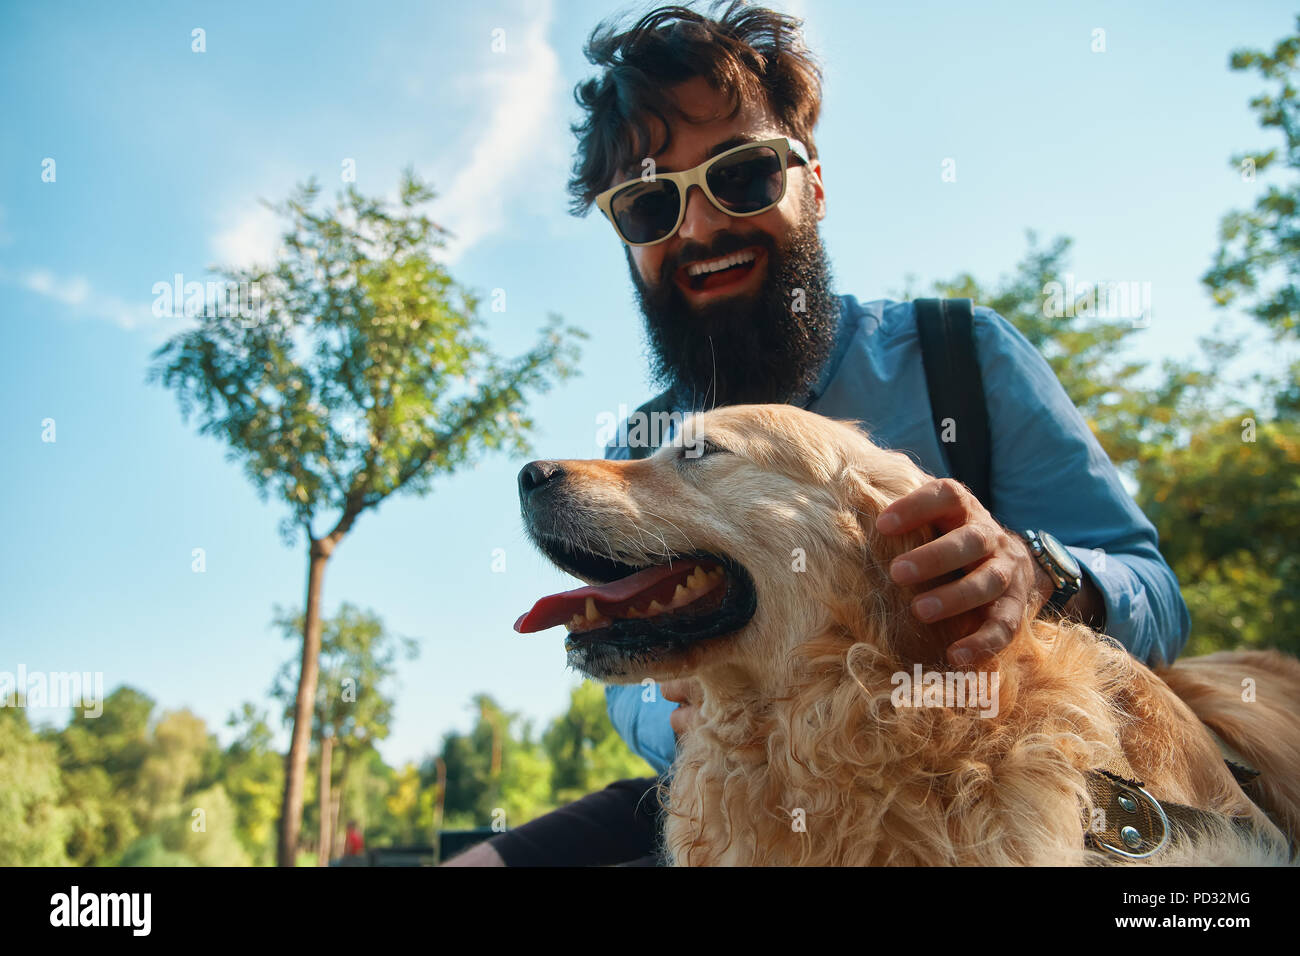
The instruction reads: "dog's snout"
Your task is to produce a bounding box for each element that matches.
[519,460,564,498]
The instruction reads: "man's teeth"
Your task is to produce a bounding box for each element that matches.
[685,250,757,277]
[565,566,724,632]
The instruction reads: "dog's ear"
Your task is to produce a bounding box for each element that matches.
[841,464,984,668]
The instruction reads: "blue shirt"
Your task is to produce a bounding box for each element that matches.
[603,295,1191,775]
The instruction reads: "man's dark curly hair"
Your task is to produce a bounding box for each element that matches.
[568,1,823,215]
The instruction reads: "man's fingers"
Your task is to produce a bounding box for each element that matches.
[908,559,1016,621]
[669,704,697,738]
[660,678,699,705]
[876,478,973,534]
[946,597,1023,665]
[890,523,997,585]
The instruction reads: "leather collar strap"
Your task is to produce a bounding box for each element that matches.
[1083,768,1257,860]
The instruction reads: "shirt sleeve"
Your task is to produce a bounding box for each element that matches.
[601,436,678,775]
[972,307,1191,667]
[605,683,677,776]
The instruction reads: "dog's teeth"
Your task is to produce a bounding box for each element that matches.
[567,613,584,631]
[648,600,665,613]
[673,584,689,603]
[626,606,641,618]
[585,597,600,621]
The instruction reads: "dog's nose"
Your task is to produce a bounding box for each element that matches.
[518,460,564,497]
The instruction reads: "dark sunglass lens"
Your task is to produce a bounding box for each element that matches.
[706,146,783,213]
[610,179,681,244]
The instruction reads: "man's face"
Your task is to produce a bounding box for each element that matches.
[614,77,839,408]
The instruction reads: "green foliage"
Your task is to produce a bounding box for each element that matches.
[134,709,216,824]
[926,230,1298,657]
[1202,16,1300,339]
[543,680,655,805]
[271,603,417,752]
[149,169,586,545]
[269,604,417,857]
[116,834,196,867]
[221,704,283,866]
[1137,418,1300,655]
[163,784,253,867]
[0,709,71,866]
[931,232,1153,468]
[149,169,585,865]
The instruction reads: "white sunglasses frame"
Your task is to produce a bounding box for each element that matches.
[594,136,809,247]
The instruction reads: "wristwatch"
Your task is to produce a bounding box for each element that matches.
[1019,529,1082,614]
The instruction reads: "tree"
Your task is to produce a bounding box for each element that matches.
[221,703,283,865]
[271,603,416,862]
[1202,15,1300,346]
[134,710,215,825]
[1136,409,1300,657]
[432,694,555,829]
[0,709,70,866]
[543,680,655,805]
[916,233,1299,656]
[52,686,155,865]
[150,170,585,865]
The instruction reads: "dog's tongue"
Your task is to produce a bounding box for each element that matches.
[514,562,683,633]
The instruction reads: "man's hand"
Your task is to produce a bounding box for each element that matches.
[661,678,702,739]
[440,841,505,867]
[876,478,1054,666]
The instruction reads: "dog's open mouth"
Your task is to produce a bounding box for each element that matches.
[514,539,757,677]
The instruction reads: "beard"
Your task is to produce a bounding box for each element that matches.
[627,198,839,411]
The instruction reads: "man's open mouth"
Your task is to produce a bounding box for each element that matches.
[676,247,763,293]
[514,538,757,676]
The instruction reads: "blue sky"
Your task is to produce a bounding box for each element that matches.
[1,0,1293,765]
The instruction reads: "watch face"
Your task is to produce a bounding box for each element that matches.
[1038,531,1082,580]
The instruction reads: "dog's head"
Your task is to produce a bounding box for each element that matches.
[515,404,966,685]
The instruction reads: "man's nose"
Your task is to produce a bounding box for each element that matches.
[518,460,565,498]
[676,184,730,243]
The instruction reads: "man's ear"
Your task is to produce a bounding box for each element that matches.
[806,158,825,221]
[841,466,981,668]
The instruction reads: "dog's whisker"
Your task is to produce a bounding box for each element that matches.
[636,509,699,555]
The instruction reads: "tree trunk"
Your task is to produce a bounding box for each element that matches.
[332,747,352,861]
[316,734,334,867]
[434,756,446,860]
[277,540,333,867]
[330,789,342,862]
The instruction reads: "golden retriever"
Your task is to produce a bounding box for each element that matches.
[515,404,1300,865]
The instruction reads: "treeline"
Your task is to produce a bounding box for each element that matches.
[0,672,651,867]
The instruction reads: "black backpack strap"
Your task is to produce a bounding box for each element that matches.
[915,298,993,511]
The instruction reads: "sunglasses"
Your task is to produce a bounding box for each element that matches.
[594,137,809,247]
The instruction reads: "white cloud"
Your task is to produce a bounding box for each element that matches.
[435,0,563,261]
[13,267,161,333]
[211,202,283,271]
[24,269,90,306]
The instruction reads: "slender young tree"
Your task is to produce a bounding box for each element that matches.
[150,170,584,865]
[270,604,416,862]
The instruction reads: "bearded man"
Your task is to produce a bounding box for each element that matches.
[446,2,1189,867]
